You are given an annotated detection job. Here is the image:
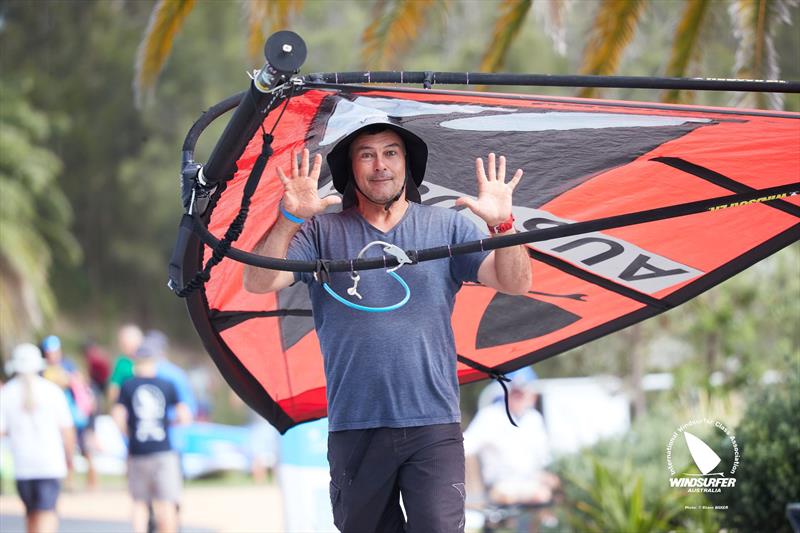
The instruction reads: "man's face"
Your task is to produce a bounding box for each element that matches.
[118,327,142,357]
[350,130,407,205]
[44,348,62,364]
[509,388,536,417]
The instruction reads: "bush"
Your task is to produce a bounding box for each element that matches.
[709,379,800,532]
[561,458,688,532]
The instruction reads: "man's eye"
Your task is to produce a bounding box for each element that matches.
[360,153,374,159]
[386,150,397,157]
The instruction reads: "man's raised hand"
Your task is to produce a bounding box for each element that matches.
[455,153,523,226]
[277,148,341,219]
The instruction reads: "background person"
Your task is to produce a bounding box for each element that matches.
[464,375,560,508]
[107,324,143,405]
[146,330,199,420]
[40,334,97,490]
[40,335,74,389]
[0,343,76,533]
[112,336,192,533]
[82,340,111,405]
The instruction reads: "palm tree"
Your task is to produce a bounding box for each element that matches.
[134,0,448,103]
[481,0,793,107]
[728,0,795,109]
[134,0,795,109]
[135,0,302,107]
[0,82,81,350]
[361,0,449,69]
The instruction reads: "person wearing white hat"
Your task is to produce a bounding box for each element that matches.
[0,343,76,533]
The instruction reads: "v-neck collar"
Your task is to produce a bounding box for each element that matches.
[353,202,416,236]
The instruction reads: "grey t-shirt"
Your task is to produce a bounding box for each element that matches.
[287,202,490,431]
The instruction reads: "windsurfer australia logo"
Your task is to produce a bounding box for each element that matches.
[665,419,740,494]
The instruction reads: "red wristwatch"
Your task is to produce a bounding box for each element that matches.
[488,215,515,234]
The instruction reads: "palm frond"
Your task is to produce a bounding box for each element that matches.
[663,0,712,104]
[134,0,197,107]
[245,0,269,65]
[578,0,647,98]
[362,0,447,69]
[479,0,533,72]
[535,0,571,56]
[245,0,304,64]
[729,0,795,109]
[269,0,303,32]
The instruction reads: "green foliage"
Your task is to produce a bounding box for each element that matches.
[562,458,688,532]
[0,79,80,348]
[550,396,742,532]
[675,244,800,393]
[0,1,244,345]
[663,0,712,103]
[134,0,197,107]
[729,0,796,109]
[479,0,533,72]
[709,379,800,532]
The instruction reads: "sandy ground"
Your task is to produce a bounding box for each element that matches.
[0,482,284,533]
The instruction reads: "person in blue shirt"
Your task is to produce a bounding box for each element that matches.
[140,330,198,418]
[244,121,531,532]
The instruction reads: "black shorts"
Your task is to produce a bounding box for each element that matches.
[16,478,61,514]
[328,423,465,533]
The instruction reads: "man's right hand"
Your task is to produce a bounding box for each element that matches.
[278,148,341,219]
[244,148,340,294]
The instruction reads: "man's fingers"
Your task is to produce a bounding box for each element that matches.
[455,196,478,211]
[498,155,506,182]
[276,166,289,185]
[509,169,523,190]
[475,158,487,182]
[291,149,299,178]
[487,153,496,181]
[310,154,323,181]
[321,195,343,208]
[300,148,310,179]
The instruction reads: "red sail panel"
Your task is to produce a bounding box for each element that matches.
[193,86,799,431]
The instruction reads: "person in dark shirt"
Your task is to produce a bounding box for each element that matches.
[112,336,191,533]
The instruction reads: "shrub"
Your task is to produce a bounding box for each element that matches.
[709,379,800,532]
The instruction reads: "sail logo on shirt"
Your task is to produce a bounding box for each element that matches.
[132,384,167,442]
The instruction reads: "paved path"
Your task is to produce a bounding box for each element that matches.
[0,483,284,532]
[0,514,216,533]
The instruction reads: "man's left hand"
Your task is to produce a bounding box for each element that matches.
[455,153,523,226]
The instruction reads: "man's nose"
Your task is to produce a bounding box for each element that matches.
[374,154,388,170]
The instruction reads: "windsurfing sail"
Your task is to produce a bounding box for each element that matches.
[684,431,722,475]
[175,80,800,433]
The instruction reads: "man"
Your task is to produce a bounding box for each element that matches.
[112,335,192,533]
[107,324,143,405]
[41,334,97,490]
[146,330,199,419]
[1,343,76,533]
[244,121,531,532]
[464,375,559,507]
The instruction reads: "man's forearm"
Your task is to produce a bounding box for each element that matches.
[243,216,302,293]
[492,231,531,295]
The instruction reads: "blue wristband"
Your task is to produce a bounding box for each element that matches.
[280,203,305,225]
